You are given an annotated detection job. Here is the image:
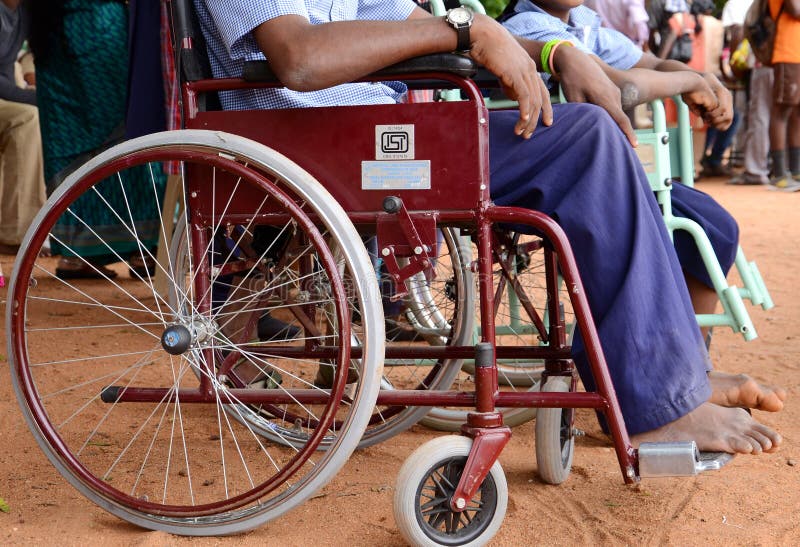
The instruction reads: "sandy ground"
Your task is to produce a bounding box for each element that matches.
[1,176,798,546]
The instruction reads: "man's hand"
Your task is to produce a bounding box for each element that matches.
[690,73,733,130]
[470,15,552,138]
[554,45,638,147]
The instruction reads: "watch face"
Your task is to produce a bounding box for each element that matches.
[448,7,472,24]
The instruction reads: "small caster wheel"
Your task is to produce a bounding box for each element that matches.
[393,436,507,546]
[535,376,575,485]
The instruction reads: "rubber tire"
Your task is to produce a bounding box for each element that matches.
[394,435,508,547]
[535,376,575,485]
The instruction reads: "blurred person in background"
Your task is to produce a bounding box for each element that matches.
[725,0,775,185]
[0,0,46,255]
[586,0,650,48]
[766,0,800,191]
[28,0,166,278]
[699,0,748,178]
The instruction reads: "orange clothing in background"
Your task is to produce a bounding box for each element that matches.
[771,0,800,63]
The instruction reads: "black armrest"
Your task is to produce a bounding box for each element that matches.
[242,53,477,83]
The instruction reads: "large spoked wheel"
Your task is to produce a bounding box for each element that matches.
[535,376,575,485]
[421,234,574,431]
[394,436,507,547]
[7,130,383,534]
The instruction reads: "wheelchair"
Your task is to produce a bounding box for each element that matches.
[4,0,731,543]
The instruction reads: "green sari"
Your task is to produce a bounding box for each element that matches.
[37,0,165,264]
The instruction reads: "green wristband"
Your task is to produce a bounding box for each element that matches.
[540,39,562,75]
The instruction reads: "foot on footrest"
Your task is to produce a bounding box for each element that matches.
[638,441,734,477]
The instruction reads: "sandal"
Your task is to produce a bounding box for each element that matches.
[55,256,118,280]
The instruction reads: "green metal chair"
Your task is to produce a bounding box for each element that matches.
[636,98,773,340]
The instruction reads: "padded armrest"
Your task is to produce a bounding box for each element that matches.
[242,53,477,83]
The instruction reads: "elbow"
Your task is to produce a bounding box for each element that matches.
[619,81,641,110]
[270,44,327,92]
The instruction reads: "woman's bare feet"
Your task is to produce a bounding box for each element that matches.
[631,402,782,454]
[708,371,787,412]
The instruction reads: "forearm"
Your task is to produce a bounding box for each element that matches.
[512,37,548,72]
[254,11,475,91]
[602,64,707,107]
[657,32,677,59]
[0,78,36,105]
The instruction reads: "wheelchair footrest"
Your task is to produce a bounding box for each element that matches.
[638,441,734,477]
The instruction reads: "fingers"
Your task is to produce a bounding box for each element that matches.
[705,107,732,130]
[504,65,542,139]
[538,76,553,127]
[604,101,638,147]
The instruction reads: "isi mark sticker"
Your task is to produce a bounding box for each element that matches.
[362,124,431,190]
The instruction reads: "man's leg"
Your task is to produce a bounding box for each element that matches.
[768,63,800,191]
[651,173,785,411]
[737,66,773,185]
[0,99,46,247]
[701,111,742,177]
[488,104,780,452]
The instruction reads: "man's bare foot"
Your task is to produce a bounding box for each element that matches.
[631,402,782,454]
[708,371,787,412]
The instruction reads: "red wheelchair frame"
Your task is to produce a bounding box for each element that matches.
[174,3,637,508]
[3,1,662,543]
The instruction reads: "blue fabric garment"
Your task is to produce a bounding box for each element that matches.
[670,182,739,288]
[499,1,739,286]
[195,0,717,433]
[125,0,166,139]
[502,1,643,84]
[193,0,415,110]
[489,105,711,434]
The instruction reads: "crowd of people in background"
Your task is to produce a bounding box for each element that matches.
[0,0,799,267]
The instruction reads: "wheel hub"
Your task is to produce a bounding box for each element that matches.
[161,324,192,355]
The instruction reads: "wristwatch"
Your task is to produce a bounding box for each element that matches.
[445,7,473,53]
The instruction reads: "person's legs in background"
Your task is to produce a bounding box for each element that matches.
[0,98,46,253]
[789,105,800,180]
[731,66,774,185]
[700,109,742,177]
[768,62,800,192]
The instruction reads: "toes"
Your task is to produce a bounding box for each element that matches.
[752,423,783,453]
[728,435,755,454]
[745,430,769,454]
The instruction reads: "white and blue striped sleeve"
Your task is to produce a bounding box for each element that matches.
[356,0,418,21]
[201,0,310,59]
[594,27,643,70]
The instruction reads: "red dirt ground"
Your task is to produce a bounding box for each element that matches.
[1,176,798,545]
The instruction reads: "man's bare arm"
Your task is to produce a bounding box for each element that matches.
[252,9,546,138]
[596,60,718,115]
[632,51,733,129]
[519,41,638,146]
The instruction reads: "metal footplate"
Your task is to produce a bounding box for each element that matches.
[638,441,734,477]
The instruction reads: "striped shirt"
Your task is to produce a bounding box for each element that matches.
[193,0,417,110]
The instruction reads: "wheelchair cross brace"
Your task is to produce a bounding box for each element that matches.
[376,196,438,301]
